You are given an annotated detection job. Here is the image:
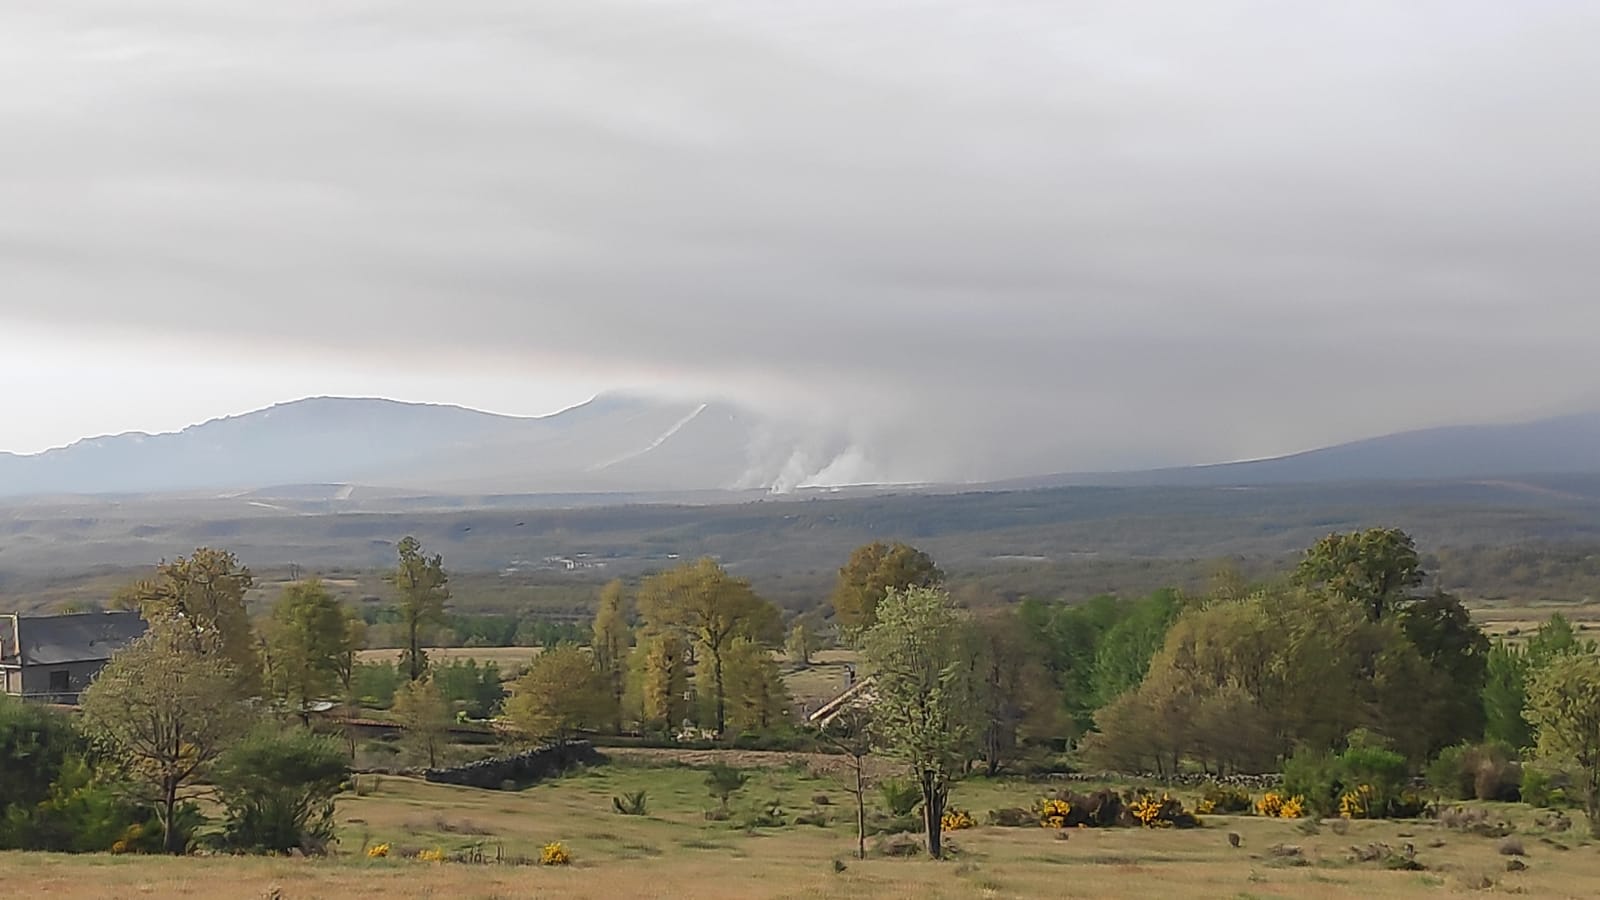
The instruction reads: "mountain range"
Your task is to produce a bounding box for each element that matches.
[1,396,1597,499]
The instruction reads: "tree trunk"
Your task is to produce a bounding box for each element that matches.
[161,777,180,855]
[854,760,867,860]
[713,650,726,736]
[921,772,946,860]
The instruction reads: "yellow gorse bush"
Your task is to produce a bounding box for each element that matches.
[367,842,391,859]
[1037,798,1071,829]
[1339,784,1375,819]
[1195,798,1217,814]
[1255,792,1307,819]
[940,808,976,832]
[417,847,447,863]
[540,842,572,866]
[1129,793,1173,828]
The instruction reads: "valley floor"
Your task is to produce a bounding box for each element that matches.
[7,762,1599,899]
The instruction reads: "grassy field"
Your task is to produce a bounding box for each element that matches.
[354,646,545,669]
[6,758,1599,898]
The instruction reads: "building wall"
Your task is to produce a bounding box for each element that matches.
[16,660,109,702]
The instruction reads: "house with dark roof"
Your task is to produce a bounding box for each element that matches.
[0,611,147,704]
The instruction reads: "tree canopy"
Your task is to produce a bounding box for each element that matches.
[831,541,944,632]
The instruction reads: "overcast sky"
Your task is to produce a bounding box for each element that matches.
[4,2,1600,480]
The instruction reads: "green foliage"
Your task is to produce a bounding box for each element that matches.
[1400,592,1490,750]
[19,757,163,853]
[351,660,403,709]
[214,727,348,853]
[592,580,632,732]
[79,614,252,854]
[1282,747,1344,818]
[720,637,791,734]
[129,548,262,695]
[505,644,612,744]
[391,677,451,768]
[1483,616,1596,750]
[0,695,81,816]
[1483,642,1534,748]
[830,541,943,633]
[1199,783,1254,814]
[612,790,649,816]
[1525,651,1600,836]
[430,659,506,719]
[878,778,922,817]
[637,558,782,734]
[969,611,1065,775]
[1088,589,1183,706]
[859,585,977,859]
[1294,527,1424,622]
[264,579,360,719]
[393,536,450,683]
[704,763,749,811]
[1426,744,1473,800]
[1338,738,1410,811]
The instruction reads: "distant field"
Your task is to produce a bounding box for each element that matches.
[3,761,1596,898]
[355,647,543,669]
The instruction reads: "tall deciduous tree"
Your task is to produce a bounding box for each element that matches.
[720,637,790,733]
[831,542,943,633]
[639,632,690,729]
[591,580,632,733]
[860,585,977,860]
[80,615,251,853]
[264,579,358,723]
[1294,527,1424,622]
[1483,614,1595,748]
[637,558,781,735]
[131,548,262,695]
[1526,652,1600,837]
[1400,591,1490,750]
[393,537,450,683]
[506,644,612,746]
[968,612,1064,775]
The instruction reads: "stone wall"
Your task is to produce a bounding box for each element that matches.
[422,741,603,790]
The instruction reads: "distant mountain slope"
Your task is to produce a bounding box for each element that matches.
[6,398,1598,498]
[1020,412,1600,488]
[0,394,848,498]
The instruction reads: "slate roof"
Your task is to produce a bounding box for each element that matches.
[0,612,147,667]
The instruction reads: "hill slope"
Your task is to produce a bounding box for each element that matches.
[0,394,848,498]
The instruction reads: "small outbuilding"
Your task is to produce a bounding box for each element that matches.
[0,611,147,704]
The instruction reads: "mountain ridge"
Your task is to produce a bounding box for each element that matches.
[3,397,1598,498]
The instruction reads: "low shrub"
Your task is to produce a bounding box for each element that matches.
[987,807,1035,828]
[1127,791,1201,829]
[540,841,571,866]
[1035,798,1071,829]
[1256,792,1306,819]
[940,808,975,832]
[1200,783,1255,814]
[878,779,921,818]
[612,791,649,816]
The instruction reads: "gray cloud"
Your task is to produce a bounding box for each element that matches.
[4,1,1600,479]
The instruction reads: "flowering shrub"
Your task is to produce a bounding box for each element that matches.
[417,847,447,862]
[1255,792,1306,819]
[1037,798,1072,829]
[540,842,571,866]
[367,842,391,858]
[940,808,975,832]
[1129,794,1166,827]
[1200,784,1255,815]
[1127,792,1201,829]
[1339,784,1375,820]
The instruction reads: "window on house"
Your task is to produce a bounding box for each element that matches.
[49,670,71,693]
